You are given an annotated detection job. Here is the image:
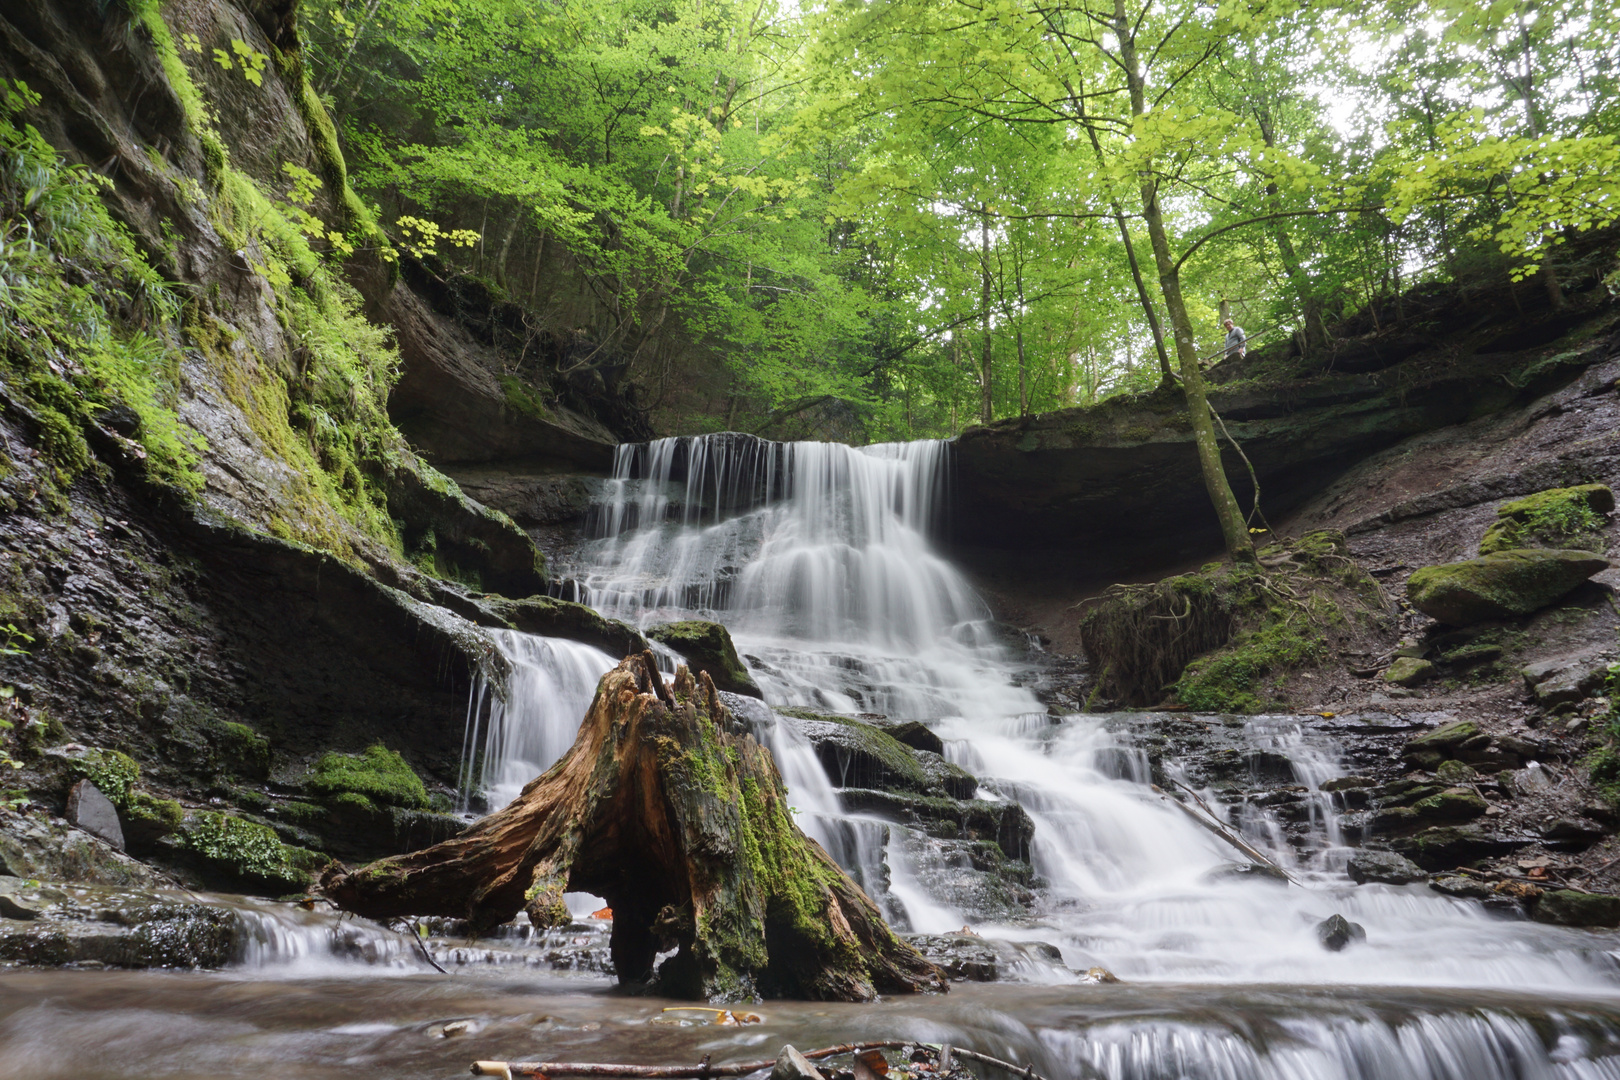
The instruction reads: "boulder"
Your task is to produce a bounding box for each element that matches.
[1389,825,1527,870]
[1401,720,1481,769]
[903,932,1065,982]
[1428,874,1496,900]
[65,781,124,851]
[1316,913,1366,951]
[1202,862,1289,886]
[1542,818,1608,850]
[1384,657,1435,687]
[646,620,763,699]
[1405,549,1611,626]
[1346,848,1425,885]
[771,1047,827,1080]
[1522,657,1613,706]
[1533,890,1620,928]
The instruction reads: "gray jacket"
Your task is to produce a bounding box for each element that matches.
[1224,324,1247,359]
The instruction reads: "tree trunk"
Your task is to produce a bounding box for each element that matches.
[1114,0,1253,564]
[321,654,947,1003]
[979,205,993,425]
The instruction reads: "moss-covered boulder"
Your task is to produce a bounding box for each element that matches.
[1384,657,1434,686]
[780,709,976,799]
[181,812,324,893]
[304,745,430,810]
[1479,484,1613,555]
[1533,889,1620,928]
[1401,720,1482,769]
[647,620,762,698]
[1406,549,1611,625]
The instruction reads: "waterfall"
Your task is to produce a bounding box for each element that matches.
[470,432,1620,994]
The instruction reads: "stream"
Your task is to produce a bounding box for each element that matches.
[5,434,1620,1078]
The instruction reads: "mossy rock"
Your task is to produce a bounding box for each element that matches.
[1533,889,1620,928]
[122,792,184,850]
[781,709,931,793]
[1406,549,1611,625]
[181,811,323,893]
[1384,657,1434,686]
[1479,484,1613,555]
[1408,786,1489,824]
[647,620,762,698]
[304,745,429,810]
[1388,825,1521,870]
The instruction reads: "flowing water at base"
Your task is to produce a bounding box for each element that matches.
[4,969,1620,1080]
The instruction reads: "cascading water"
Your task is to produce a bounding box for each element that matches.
[452,432,1620,1077]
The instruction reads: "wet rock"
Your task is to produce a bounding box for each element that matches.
[1522,657,1612,706]
[1389,825,1529,870]
[786,711,975,799]
[771,1046,827,1080]
[1315,913,1366,951]
[1384,657,1435,687]
[0,883,243,969]
[646,620,763,699]
[1346,848,1426,885]
[1533,890,1620,928]
[1082,966,1120,984]
[65,781,124,851]
[1411,787,1490,824]
[1405,549,1611,626]
[1202,862,1290,886]
[1541,818,1608,850]
[903,932,1065,982]
[1401,722,1519,773]
[1434,760,1478,785]
[884,720,945,756]
[837,789,1034,863]
[0,809,164,889]
[1428,874,1496,900]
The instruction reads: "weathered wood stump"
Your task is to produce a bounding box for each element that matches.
[321,653,947,1002]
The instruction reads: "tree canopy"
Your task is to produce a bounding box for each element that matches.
[298,0,1620,443]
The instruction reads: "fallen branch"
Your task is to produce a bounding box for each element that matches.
[471,1043,1071,1080]
[474,1042,915,1079]
[1162,779,1297,884]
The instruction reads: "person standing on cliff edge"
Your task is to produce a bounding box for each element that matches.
[1223,318,1247,361]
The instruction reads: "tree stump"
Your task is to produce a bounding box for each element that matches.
[321,653,948,1002]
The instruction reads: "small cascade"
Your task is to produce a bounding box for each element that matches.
[460,631,618,809]
[230,900,421,972]
[1038,999,1620,1080]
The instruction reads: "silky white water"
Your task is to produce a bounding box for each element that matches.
[447,433,1620,1076]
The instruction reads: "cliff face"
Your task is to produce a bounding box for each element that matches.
[0,0,640,880]
[953,272,1619,580]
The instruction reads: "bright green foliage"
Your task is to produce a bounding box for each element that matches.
[0,80,205,493]
[1176,613,1326,713]
[305,744,430,810]
[184,811,322,889]
[69,749,141,808]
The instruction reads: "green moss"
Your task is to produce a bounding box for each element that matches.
[1175,614,1325,713]
[183,811,321,890]
[305,745,429,810]
[647,620,759,696]
[70,749,140,807]
[1407,549,1610,625]
[274,800,330,827]
[126,792,184,831]
[500,375,552,421]
[1480,485,1611,555]
[217,722,270,779]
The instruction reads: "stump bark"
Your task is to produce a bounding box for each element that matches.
[321,653,947,1002]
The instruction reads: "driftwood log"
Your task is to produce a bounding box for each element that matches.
[322,653,947,1002]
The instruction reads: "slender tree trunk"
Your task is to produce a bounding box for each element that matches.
[1254,105,1327,351]
[1114,0,1253,564]
[979,206,993,425]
